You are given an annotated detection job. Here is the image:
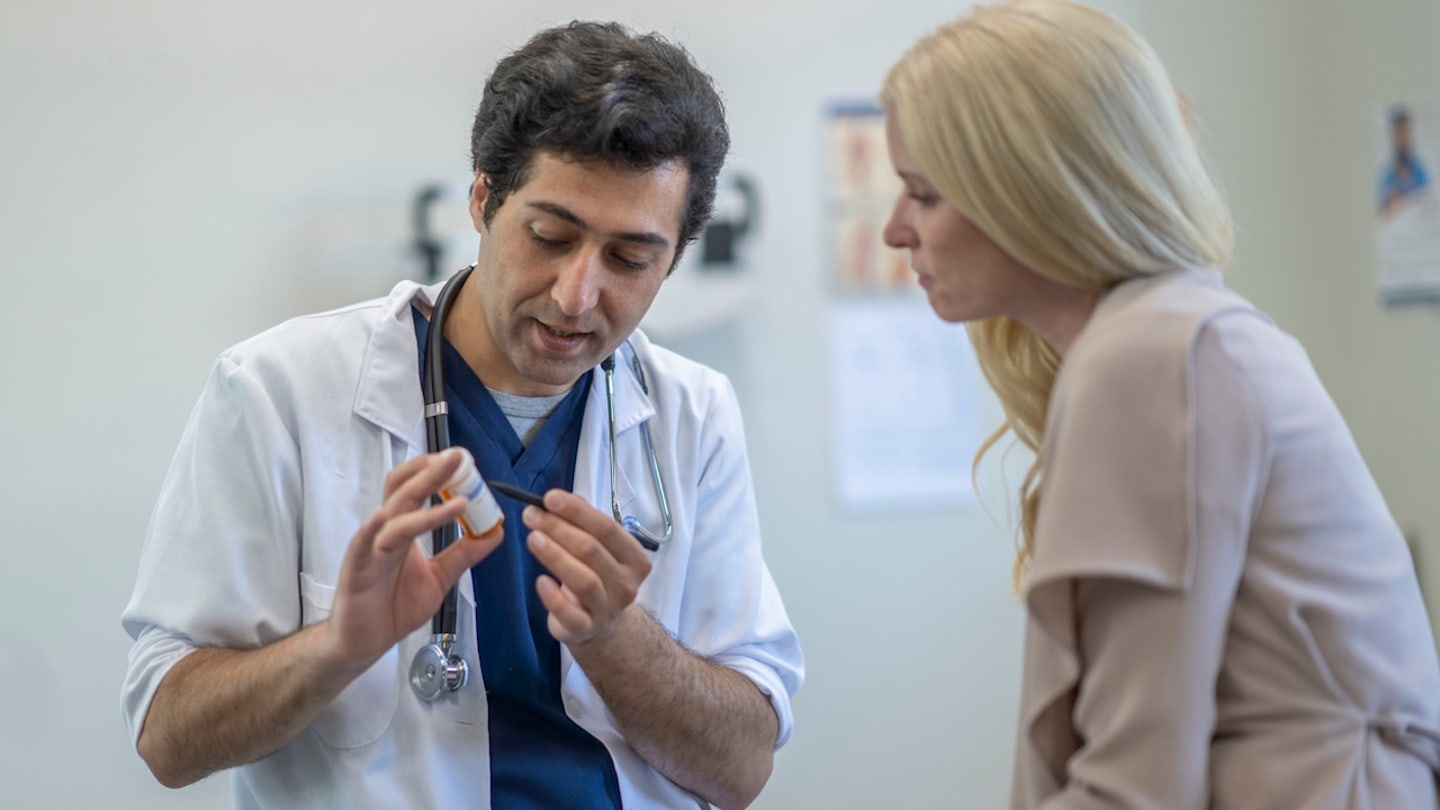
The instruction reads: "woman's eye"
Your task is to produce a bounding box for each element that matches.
[907,190,939,207]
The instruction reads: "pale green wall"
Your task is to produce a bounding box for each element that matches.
[2,2,1433,808]
[1133,0,1440,645]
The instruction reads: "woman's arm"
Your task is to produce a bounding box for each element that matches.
[1038,317,1268,809]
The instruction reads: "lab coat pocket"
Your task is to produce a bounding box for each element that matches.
[299,572,401,749]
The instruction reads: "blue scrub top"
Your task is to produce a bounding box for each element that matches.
[414,309,621,809]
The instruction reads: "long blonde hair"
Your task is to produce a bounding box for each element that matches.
[881,0,1234,585]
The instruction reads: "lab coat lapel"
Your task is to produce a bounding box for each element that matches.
[350,280,478,606]
[352,281,438,455]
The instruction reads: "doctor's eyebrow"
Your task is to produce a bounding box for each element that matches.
[524,201,672,248]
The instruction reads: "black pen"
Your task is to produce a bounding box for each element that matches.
[488,480,548,509]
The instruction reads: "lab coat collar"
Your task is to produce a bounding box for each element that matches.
[351,279,656,452]
[353,280,436,453]
[589,337,657,437]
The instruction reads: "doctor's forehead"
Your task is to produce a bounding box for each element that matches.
[506,153,689,239]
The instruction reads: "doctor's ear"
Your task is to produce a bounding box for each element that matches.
[469,173,491,232]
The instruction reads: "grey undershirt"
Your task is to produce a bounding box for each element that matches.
[487,387,570,447]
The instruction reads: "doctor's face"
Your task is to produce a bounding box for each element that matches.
[455,151,687,397]
[881,114,1035,324]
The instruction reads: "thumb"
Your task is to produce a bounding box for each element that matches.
[430,525,504,587]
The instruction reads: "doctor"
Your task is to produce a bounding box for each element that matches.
[121,21,802,810]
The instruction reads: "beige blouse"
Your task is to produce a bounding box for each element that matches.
[1012,268,1440,809]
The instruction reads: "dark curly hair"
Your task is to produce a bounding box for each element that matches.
[470,21,730,271]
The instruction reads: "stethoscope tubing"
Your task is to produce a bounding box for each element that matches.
[412,265,673,700]
[423,264,473,638]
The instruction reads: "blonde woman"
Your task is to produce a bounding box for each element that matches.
[881,1,1440,807]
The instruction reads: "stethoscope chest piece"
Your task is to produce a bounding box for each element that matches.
[410,634,468,701]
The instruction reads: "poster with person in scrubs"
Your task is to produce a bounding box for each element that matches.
[1375,101,1440,306]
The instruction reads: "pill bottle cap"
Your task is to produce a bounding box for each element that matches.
[442,446,476,488]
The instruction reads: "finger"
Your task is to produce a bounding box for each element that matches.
[528,525,647,628]
[381,450,465,515]
[523,498,644,583]
[536,574,592,643]
[524,506,621,571]
[525,524,625,613]
[370,496,467,557]
[381,451,445,499]
[335,497,463,604]
[335,507,392,588]
[539,489,651,568]
[429,523,504,587]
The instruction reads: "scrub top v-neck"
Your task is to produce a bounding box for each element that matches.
[413,309,620,809]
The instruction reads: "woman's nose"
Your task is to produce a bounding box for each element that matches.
[882,201,914,250]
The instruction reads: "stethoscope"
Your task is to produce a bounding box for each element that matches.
[409,264,675,701]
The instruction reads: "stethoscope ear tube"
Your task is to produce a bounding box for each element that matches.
[602,349,672,551]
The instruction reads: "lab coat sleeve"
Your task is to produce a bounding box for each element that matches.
[120,351,304,746]
[1017,318,1264,808]
[678,375,804,749]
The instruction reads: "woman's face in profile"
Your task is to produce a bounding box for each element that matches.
[881,114,1035,324]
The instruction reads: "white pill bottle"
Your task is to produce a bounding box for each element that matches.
[439,447,504,538]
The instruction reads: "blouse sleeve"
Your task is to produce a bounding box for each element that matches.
[1015,313,1270,809]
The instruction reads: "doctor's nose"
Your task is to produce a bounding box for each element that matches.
[552,250,602,317]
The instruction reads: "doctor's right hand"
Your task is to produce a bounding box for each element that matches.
[321,450,503,672]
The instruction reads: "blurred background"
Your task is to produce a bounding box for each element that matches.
[3,0,1438,806]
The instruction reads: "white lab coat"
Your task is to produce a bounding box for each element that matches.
[121,280,804,809]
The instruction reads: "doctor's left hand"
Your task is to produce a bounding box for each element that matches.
[325,451,504,670]
[522,490,653,647]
